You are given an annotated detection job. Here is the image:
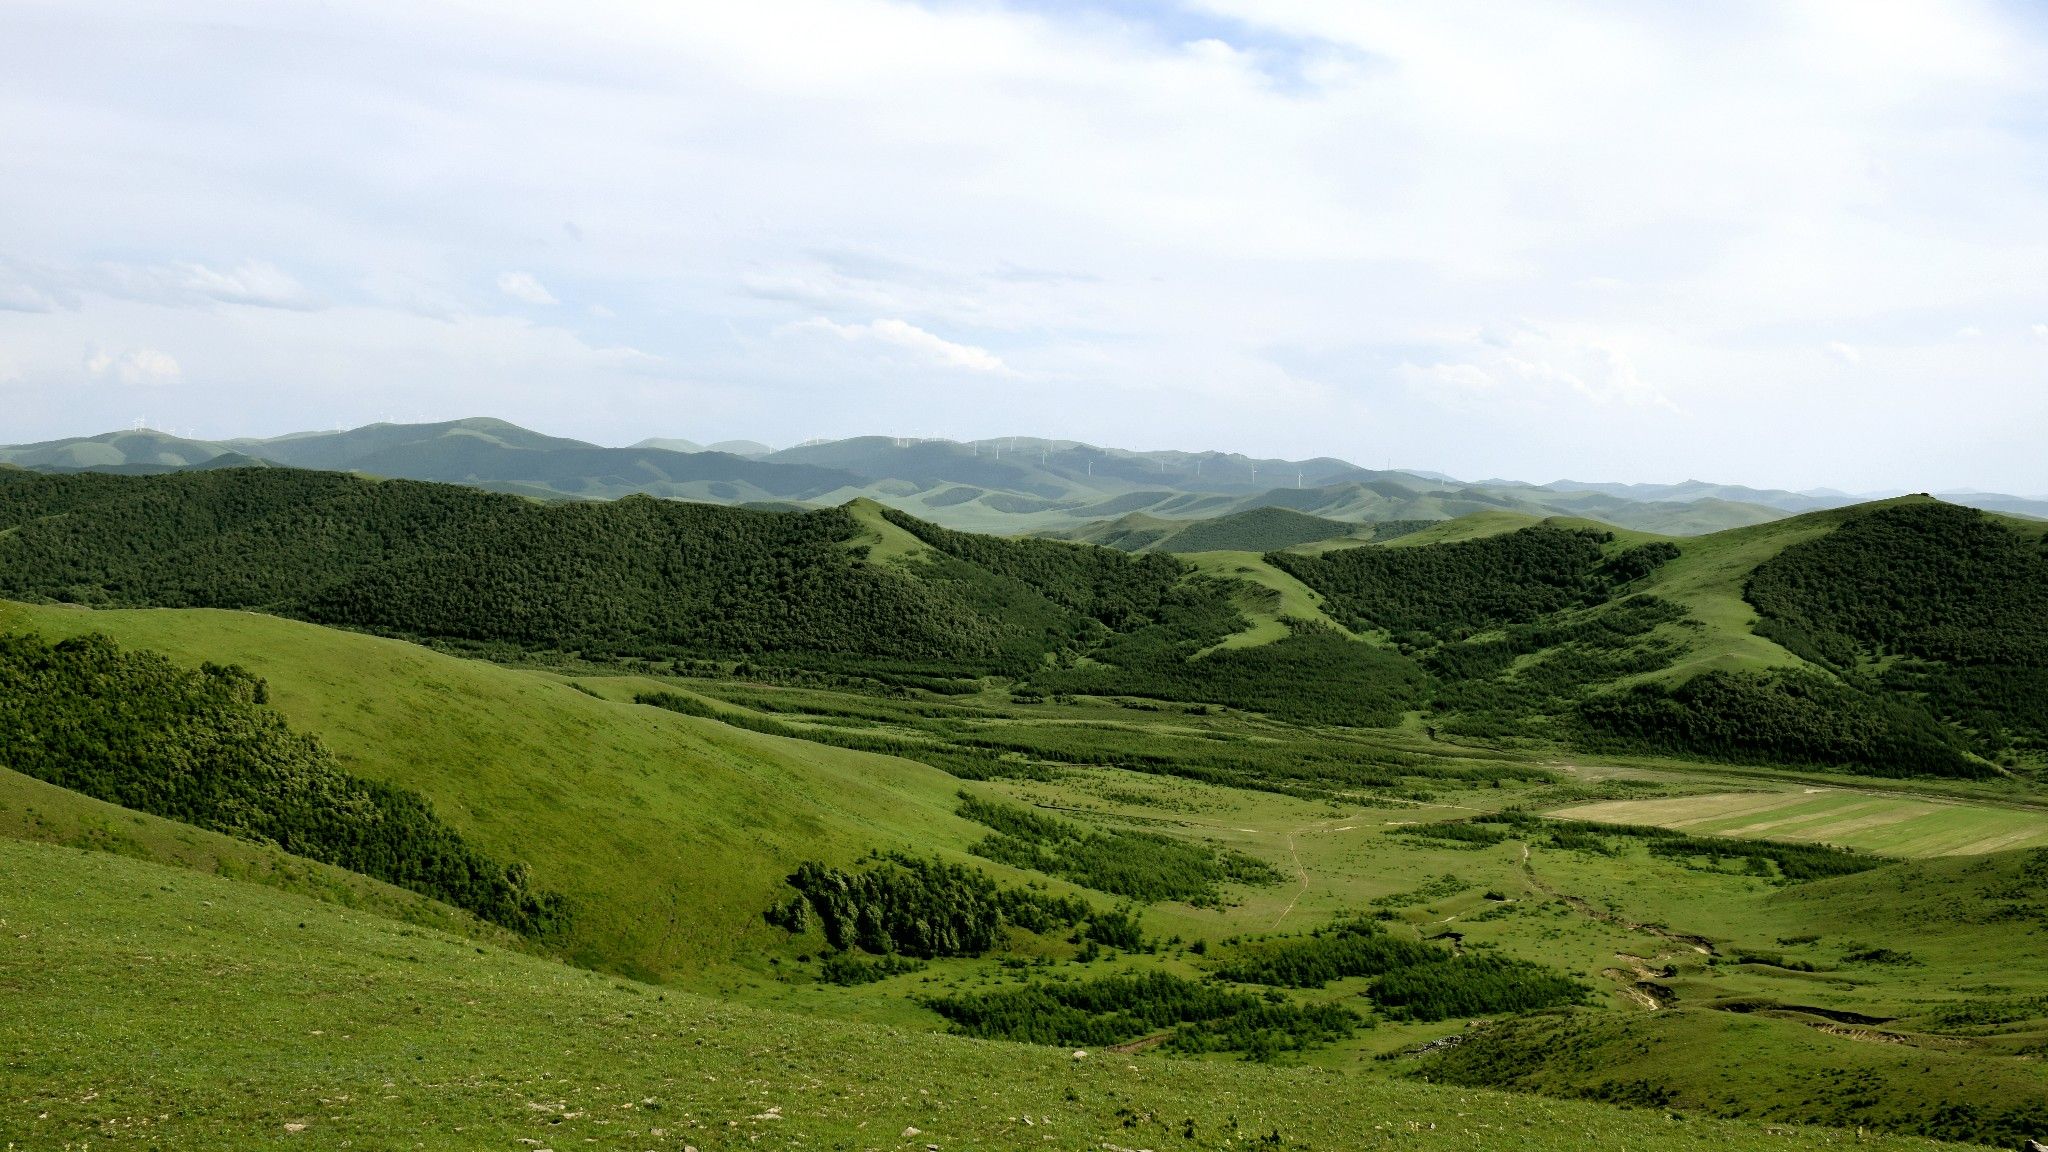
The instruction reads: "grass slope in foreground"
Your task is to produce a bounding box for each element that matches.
[0,599,994,983]
[0,837,1963,1152]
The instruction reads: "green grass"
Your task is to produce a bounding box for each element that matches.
[841,494,939,565]
[0,764,513,946]
[1179,551,1356,649]
[8,594,2048,1144]
[0,600,1005,983]
[1616,504,1905,683]
[0,836,1966,1152]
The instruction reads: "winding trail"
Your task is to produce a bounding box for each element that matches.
[1269,825,1313,930]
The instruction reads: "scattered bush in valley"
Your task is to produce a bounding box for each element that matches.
[1368,874,1470,909]
[1209,920,1442,987]
[1210,918,1588,1020]
[636,690,1049,781]
[956,794,1280,904]
[926,970,1361,1058]
[1394,822,1511,849]
[1370,954,1590,1021]
[0,630,566,935]
[777,854,1091,958]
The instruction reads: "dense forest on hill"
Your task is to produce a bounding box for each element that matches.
[1269,526,1632,639]
[1746,501,2048,752]
[0,469,989,663]
[1035,619,1430,725]
[1578,668,1987,778]
[0,629,564,932]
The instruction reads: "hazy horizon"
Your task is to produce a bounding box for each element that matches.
[15,413,2045,500]
[4,1,2045,494]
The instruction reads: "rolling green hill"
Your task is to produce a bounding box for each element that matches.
[0,598,1012,982]
[12,418,2046,543]
[3,467,2041,781]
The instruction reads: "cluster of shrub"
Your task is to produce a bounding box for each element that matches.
[770,853,1105,959]
[1367,873,1469,908]
[0,630,566,935]
[956,793,1280,905]
[926,970,1361,1059]
[1206,918,1588,1022]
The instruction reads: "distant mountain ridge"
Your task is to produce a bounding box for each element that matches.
[4,417,2042,535]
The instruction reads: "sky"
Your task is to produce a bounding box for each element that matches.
[1,0,2045,493]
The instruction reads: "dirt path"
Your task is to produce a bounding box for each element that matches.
[1270,826,1312,930]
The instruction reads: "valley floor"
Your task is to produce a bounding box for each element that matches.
[0,838,1966,1152]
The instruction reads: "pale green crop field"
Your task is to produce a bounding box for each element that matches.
[1550,789,2048,857]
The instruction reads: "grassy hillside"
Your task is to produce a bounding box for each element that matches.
[1059,506,1376,554]
[4,837,1965,1151]
[0,763,516,944]
[0,599,1001,981]
[1179,551,1355,649]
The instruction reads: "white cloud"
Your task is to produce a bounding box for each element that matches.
[0,0,2045,489]
[2033,323,2048,339]
[96,260,317,310]
[1955,325,1983,339]
[797,317,1007,372]
[86,348,182,386]
[496,271,557,305]
[0,281,58,313]
[1405,325,1673,411]
[1828,341,1861,365]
